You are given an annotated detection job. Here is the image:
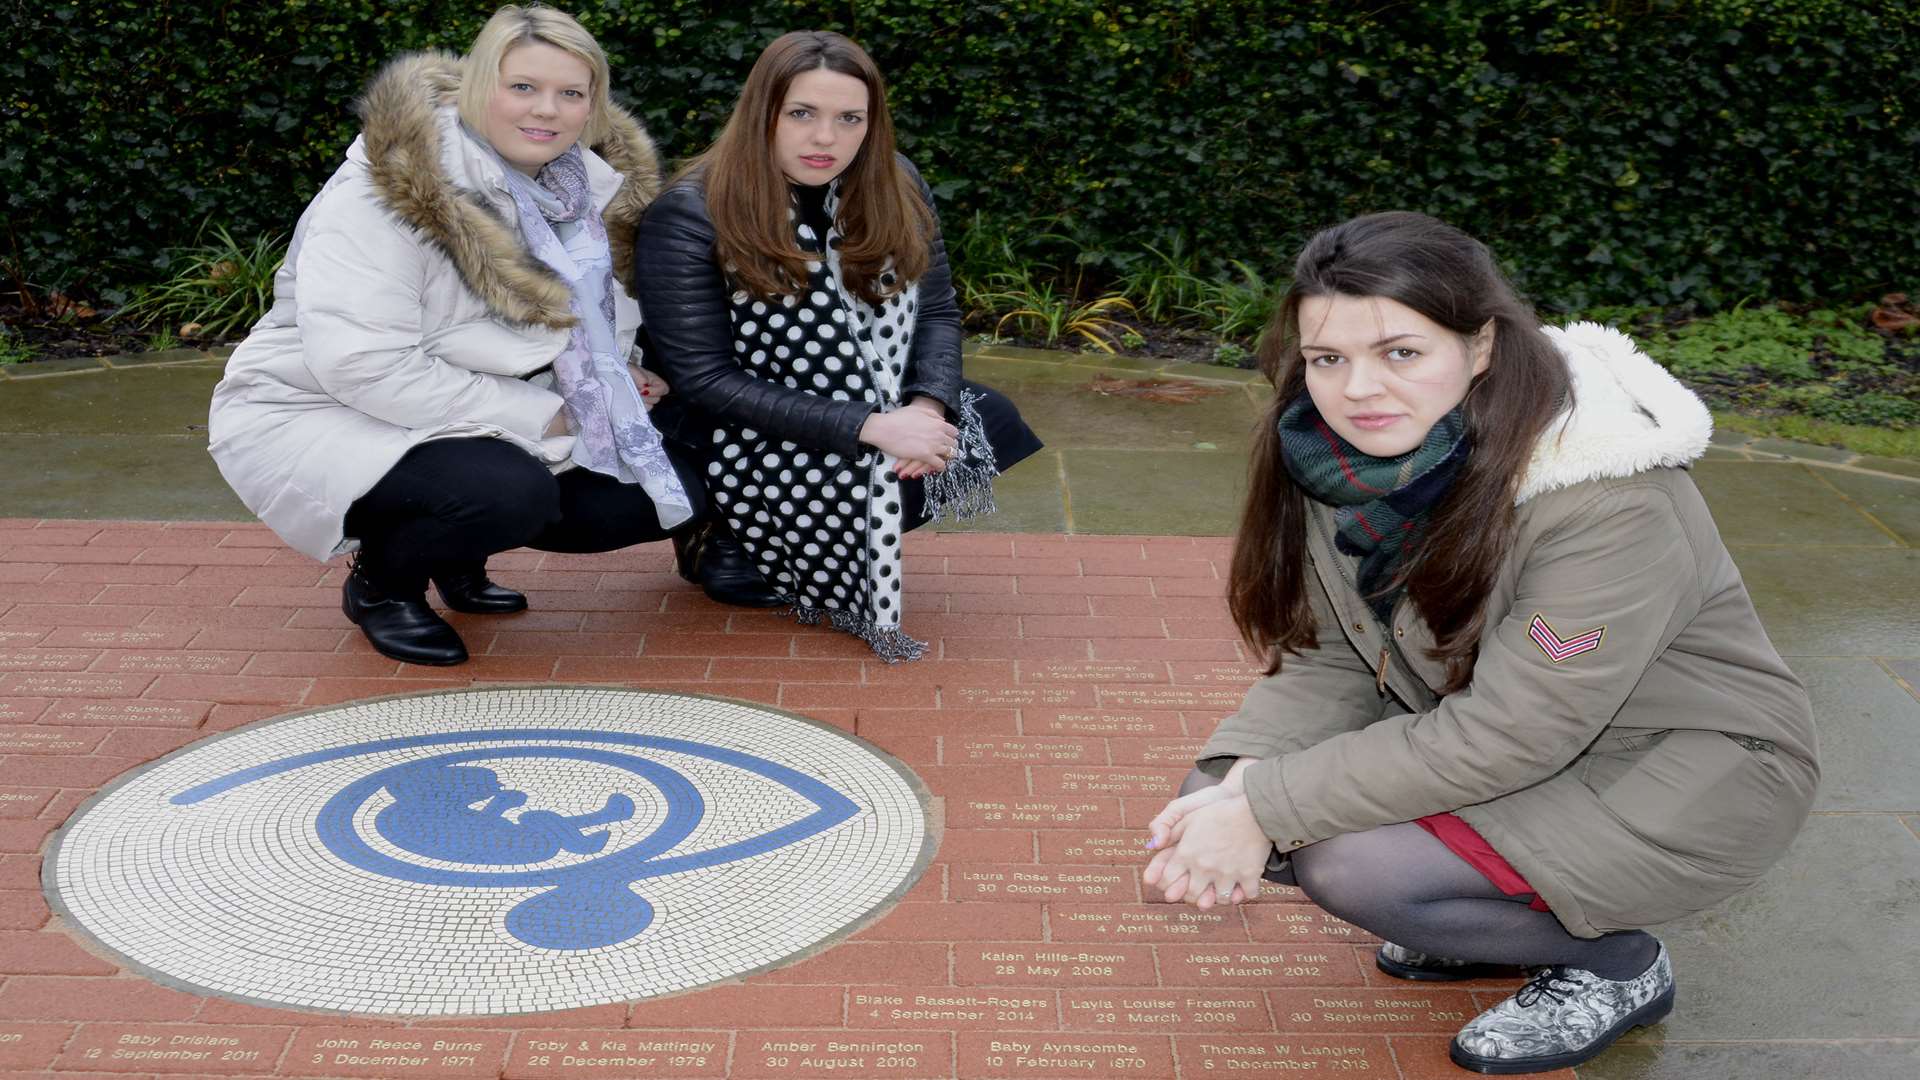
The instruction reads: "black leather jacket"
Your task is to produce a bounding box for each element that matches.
[632,155,964,459]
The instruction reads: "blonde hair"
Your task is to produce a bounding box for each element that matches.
[458,4,613,146]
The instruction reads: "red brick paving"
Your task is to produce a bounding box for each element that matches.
[0,520,1561,1078]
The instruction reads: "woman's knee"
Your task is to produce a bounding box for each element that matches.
[420,439,560,539]
[961,380,1042,468]
[1178,766,1223,798]
[665,440,712,524]
[1291,833,1396,918]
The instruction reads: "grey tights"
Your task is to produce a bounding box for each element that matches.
[1173,769,1659,981]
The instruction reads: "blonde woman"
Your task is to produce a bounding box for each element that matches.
[211,5,700,665]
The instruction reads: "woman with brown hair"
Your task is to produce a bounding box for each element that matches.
[633,30,1040,660]
[1141,212,1818,1074]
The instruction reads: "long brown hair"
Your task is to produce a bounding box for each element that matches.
[682,30,932,304]
[1228,212,1572,692]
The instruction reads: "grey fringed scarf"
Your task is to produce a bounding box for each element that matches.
[709,180,996,661]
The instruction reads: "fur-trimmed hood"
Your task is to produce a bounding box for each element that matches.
[1516,322,1713,504]
[352,50,662,329]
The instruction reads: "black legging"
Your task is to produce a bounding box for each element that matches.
[1175,769,1659,980]
[343,437,707,596]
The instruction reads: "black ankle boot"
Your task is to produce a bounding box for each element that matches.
[671,525,784,608]
[671,524,710,585]
[343,560,468,666]
[433,565,527,614]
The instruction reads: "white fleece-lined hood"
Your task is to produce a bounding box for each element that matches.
[1514,322,1713,504]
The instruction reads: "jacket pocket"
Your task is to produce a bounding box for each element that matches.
[1595,728,1791,877]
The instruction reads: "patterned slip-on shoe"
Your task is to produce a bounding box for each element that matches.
[1449,944,1674,1075]
[1374,942,1508,982]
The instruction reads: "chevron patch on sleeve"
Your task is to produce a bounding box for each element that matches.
[1528,613,1606,663]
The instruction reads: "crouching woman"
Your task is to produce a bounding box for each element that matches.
[1144,212,1817,1075]
[210,5,700,666]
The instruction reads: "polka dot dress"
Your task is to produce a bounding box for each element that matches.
[709,182,925,661]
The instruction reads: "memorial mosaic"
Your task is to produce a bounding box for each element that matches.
[46,687,931,1015]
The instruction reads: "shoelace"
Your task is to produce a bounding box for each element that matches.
[1514,967,1581,1007]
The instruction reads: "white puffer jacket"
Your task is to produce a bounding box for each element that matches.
[208,52,661,560]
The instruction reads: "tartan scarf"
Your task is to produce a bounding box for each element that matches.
[1277,394,1470,625]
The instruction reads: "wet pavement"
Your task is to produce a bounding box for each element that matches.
[0,345,1915,1078]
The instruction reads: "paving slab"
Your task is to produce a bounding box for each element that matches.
[0,362,223,435]
[1817,467,1920,546]
[1689,461,1898,548]
[938,448,1069,533]
[1727,547,1920,656]
[1632,814,1920,1041]
[1581,1040,1920,1080]
[1061,449,1247,535]
[1791,659,1920,812]
[0,434,247,520]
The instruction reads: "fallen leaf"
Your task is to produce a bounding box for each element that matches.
[1870,307,1919,332]
[1085,374,1229,404]
[44,291,96,319]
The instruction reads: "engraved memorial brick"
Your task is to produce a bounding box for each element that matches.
[56,1023,292,1075]
[1175,1035,1395,1076]
[848,989,1057,1030]
[958,1033,1175,1077]
[507,1032,726,1078]
[1158,945,1365,987]
[953,737,1103,765]
[1021,709,1186,738]
[1051,904,1244,942]
[1247,906,1382,944]
[951,865,1135,902]
[1021,662,1166,684]
[1036,829,1154,865]
[734,1031,947,1078]
[1031,767,1185,798]
[1269,990,1479,1034]
[954,944,1154,987]
[947,798,1120,829]
[1098,686,1244,710]
[285,1029,510,1077]
[1061,991,1269,1032]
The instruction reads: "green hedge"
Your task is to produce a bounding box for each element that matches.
[6,0,1915,310]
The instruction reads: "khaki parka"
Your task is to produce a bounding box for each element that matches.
[1200,323,1819,938]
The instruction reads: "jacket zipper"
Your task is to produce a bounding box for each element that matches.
[1312,511,1415,700]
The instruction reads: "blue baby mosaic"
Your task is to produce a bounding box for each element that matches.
[44,687,932,1015]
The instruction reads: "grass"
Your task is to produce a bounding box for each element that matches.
[115,226,285,341]
[1714,411,1920,460]
[968,268,1138,352]
[1115,243,1213,325]
[0,326,31,366]
[1180,260,1279,342]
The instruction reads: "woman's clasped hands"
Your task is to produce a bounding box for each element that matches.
[1143,764,1272,910]
[860,395,958,480]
